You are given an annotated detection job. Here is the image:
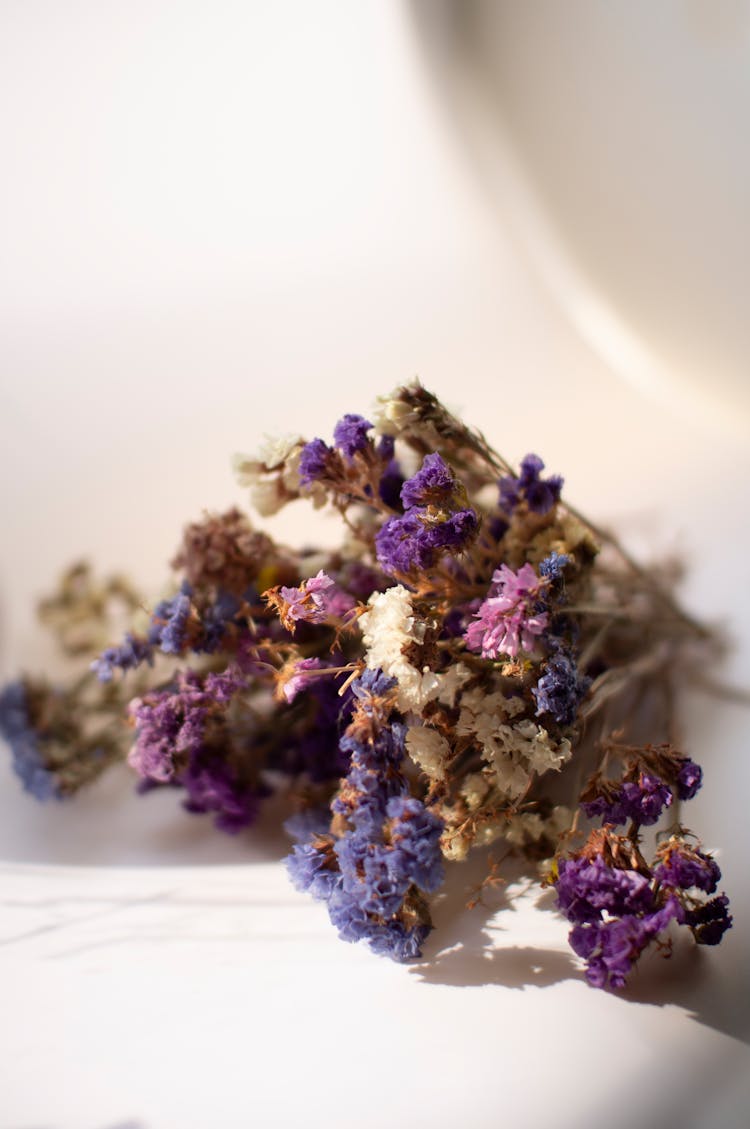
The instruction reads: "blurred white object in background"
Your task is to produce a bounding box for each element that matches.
[411,0,750,422]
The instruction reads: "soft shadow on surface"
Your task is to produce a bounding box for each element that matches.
[411,848,582,989]
[411,847,749,1046]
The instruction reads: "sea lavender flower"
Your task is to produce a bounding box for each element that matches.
[268,570,354,631]
[539,552,570,582]
[0,681,63,800]
[582,771,673,828]
[333,413,373,459]
[286,836,340,900]
[279,657,327,704]
[400,452,456,509]
[653,842,721,894]
[181,753,265,833]
[298,438,334,485]
[684,895,733,946]
[569,897,683,990]
[555,855,655,924]
[91,633,154,682]
[127,677,208,783]
[675,757,703,800]
[464,562,548,659]
[500,453,563,515]
[532,649,588,726]
[375,507,478,575]
[149,582,194,654]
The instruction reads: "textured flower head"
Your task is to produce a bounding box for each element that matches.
[464,563,548,659]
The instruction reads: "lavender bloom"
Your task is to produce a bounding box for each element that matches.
[149,583,194,654]
[675,757,703,800]
[386,795,444,893]
[181,755,265,833]
[464,563,548,659]
[281,657,326,704]
[127,681,206,784]
[654,846,721,894]
[286,838,340,901]
[298,438,333,485]
[684,895,733,946]
[276,570,354,627]
[91,633,154,682]
[532,649,588,726]
[0,681,62,801]
[326,881,430,961]
[199,590,243,653]
[555,856,654,924]
[619,774,673,826]
[570,897,683,990]
[333,413,373,459]
[500,453,563,515]
[400,453,456,509]
[539,552,570,582]
[583,773,673,828]
[375,508,478,575]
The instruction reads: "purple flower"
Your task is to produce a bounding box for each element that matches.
[583,773,673,828]
[675,757,703,800]
[182,755,266,833]
[570,897,682,990]
[149,583,194,654]
[91,633,154,682]
[325,882,431,960]
[555,855,654,924]
[684,895,733,946]
[0,681,63,801]
[274,571,354,629]
[286,838,340,901]
[619,774,673,826]
[375,508,478,575]
[281,657,327,704]
[298,438,333,485]
[539,552,570,582]
[386,795,444,893]
[532,649,588,726]
[654,845,721,894]
[500,453,563,515]
[400,453,456,509]
[464,563,548,659]
[333,414,373,459]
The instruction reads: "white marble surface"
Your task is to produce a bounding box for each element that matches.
[1,4,749,1128]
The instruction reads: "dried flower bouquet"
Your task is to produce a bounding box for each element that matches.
[0,385,732,988]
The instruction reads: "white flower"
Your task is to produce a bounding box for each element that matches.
[371,390,418,436]
[406,726,451,781]
[232,435,310,517]
[359,585,440,712]
[435,663,472,708]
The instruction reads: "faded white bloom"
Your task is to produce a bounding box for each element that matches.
[406,726,451,781]
[233,435,327,517]
[371,389,419,436]
[359,585,440,712]
[435,663,472,708]
[455,688,571,798]
[504,812,546,848]
[459,771,491,811]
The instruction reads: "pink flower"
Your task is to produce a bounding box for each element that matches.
[270,571,355,632]
[464,563,548,659]
[281,658,326,703]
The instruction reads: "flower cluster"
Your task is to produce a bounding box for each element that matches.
[0,383,731,994]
